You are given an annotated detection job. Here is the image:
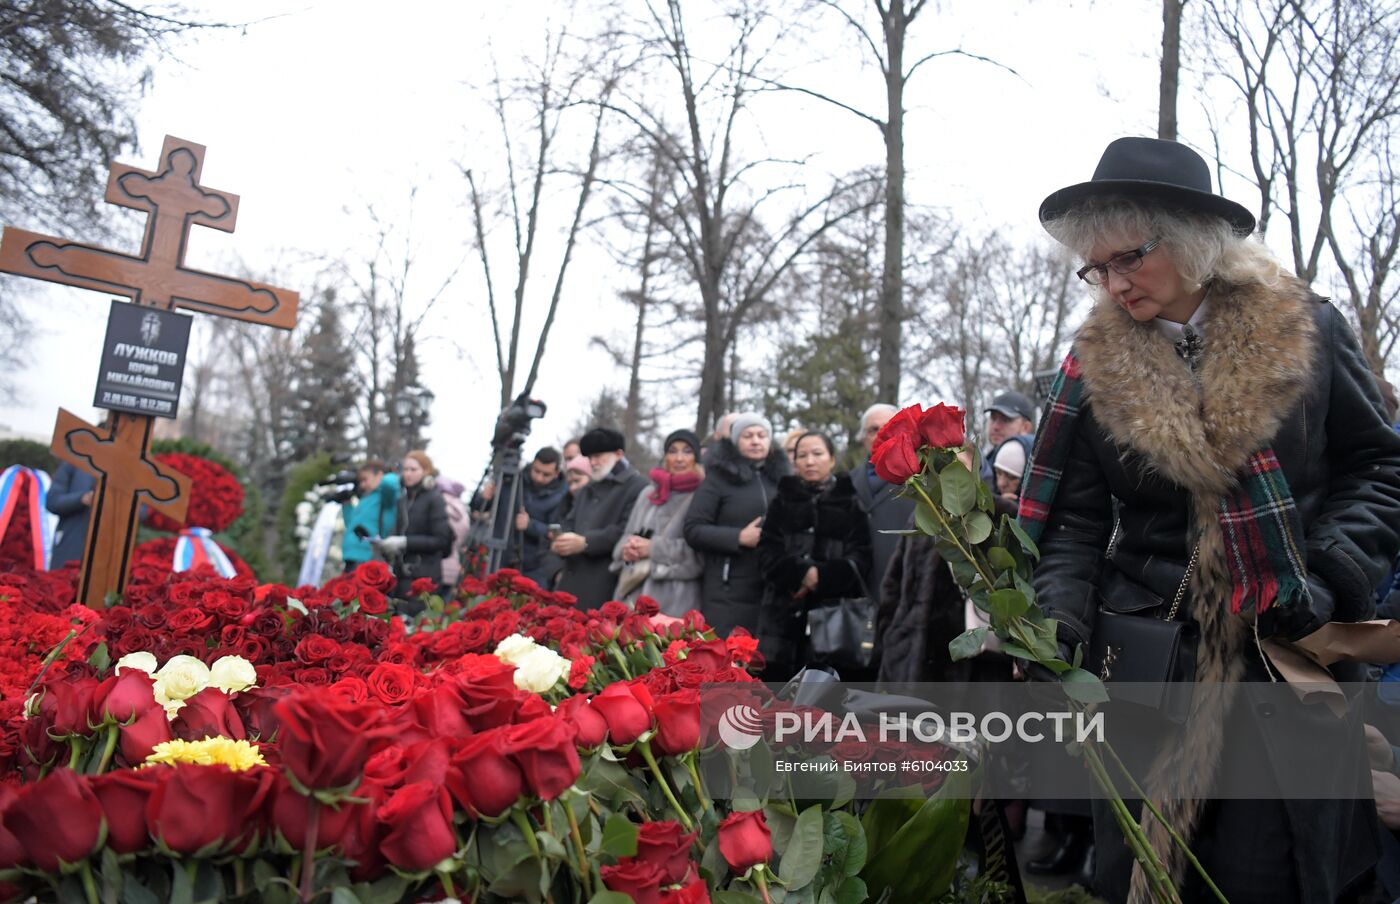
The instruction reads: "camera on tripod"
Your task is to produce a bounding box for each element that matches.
[474,394,548,573]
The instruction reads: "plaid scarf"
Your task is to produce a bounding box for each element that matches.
[1018,350,1310,617]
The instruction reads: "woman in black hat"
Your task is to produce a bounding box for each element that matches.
[1027,137,1400,902]
[610,429,706,616]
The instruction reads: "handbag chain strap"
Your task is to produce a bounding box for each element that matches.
[1165,541,1201,621]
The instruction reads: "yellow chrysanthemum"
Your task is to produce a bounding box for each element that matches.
[143,737,267,772]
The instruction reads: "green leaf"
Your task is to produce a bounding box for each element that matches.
[780,805,825,890]
[987,546,1017,571]
[859,797,922,861]
[939,461,977,517]
[962,511,993,545]
[587,894,636,904]
[331,889,363,904]
[998,641,1035,661]
[825,810,867,876]
[948,627,988,661]
[714,892,765,904]
[169,862,194,904]
[860,771,973,901]
[1060,667,1110,704]
[987,588,1029,622]
[914,503,942,539]
[120,880,161,904]
[1007,518,1041,561]
[833,877,868,904]
[89,641,111,672]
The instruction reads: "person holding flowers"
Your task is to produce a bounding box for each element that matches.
[1024,137,1400,902]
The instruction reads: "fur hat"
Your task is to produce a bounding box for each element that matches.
[578,427,626,456]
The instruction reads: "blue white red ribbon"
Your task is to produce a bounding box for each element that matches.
[0,465,54,570]
[174,527,237,578]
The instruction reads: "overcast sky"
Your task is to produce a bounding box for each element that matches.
[1,0,1262,485]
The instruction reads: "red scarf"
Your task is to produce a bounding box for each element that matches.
[649,467,702,505]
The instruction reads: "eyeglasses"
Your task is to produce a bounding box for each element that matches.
[1076,239,1160,285]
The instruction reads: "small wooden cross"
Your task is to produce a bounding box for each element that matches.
[50,410,191,606]
[0,136,299,606]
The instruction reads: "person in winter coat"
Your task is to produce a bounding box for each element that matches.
[436,477,470,589]
[876,532,966,685]
[378,450,453,601]
[552,428,649,609]
[342,459,400,571]
[611,429,706,615]
[513,447,569,582]
[1027,136,1400,903]
[684,413,790,641]
[46,461,96,569]
[757,431,873,681]
[848,403,916,595]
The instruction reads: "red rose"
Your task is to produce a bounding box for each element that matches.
[601,858,667,904]
[233,685,292,741]
[409,685,473,740]
[146,764,272,855]
[329,677,371,704]
[273,691,382,790]
[399,738,452,786]
[376,781,456,871]
[590,681,654,746]
[120,705,173,764]
[0,786,25,869]
[446,731,524,818]
[635,820,698,885]
[651,690,701,757]
[455,620,492,653]
[568,655,595,690]
[918,402,966,449]
[872,403,922,451]
[635,595,660,617]
[354,561,395,593]
[661,878,712,904]
[358,588,388,616]
[91,769,162,853]
[366,663,417,706]
[270,774,360,852]
[40,676,100,738]
[555,695,607,749]
[410,577,436,596]
[167,606,213,634]
[717,809,772,873]
[172,687,246,742]
[501,717,581,800]
[295,634,340,665]
[4,768,103,871]
[99,670,160,724]
[327,577,359,603]
[870,431,921,484]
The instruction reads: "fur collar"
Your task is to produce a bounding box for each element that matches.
[707,439,790,484]
[1073,276,1318,495]
[777,472,856,503]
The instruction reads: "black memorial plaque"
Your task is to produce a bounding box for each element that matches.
[93,300,192,419]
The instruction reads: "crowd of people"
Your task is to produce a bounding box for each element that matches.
[321,136,1400,903]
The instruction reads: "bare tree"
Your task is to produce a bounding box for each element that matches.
[605,0,879,432]
[1199,0,1400,371]
[907,232,1081,444]
[464,28,618,411]
[769,0,1018,402]
[1160,0,1187,140]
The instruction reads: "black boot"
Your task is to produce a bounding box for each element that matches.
[1026,824,1091,875]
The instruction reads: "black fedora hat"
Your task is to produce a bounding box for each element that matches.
[1039,137,1255,236]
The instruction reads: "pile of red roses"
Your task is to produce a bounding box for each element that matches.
[869,402,967,484]
[141,452,245,533]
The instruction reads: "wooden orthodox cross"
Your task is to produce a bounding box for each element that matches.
[0,136,299,607]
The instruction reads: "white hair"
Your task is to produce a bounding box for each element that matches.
[860,403,899,427]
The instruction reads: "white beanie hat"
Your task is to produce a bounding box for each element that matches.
[992,440,1027,478]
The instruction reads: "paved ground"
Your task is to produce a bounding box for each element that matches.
[1014,808,1100,900]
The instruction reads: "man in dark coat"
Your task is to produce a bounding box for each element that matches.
[847,403,915,593]
[46,461,96,569]
[552,427,648,609]
[512,447,569,582]
[684,414,790,641]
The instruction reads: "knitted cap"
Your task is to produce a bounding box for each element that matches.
[729,412,772,444]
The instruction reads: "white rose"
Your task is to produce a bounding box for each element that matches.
[115,651,159,675]
[209,655,258,693]
[493,633,538,665]
[513,647,570,694]
[153,654,211,705]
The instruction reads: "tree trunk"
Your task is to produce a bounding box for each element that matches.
[1159,0,1183,141]
[695,323,727,435]
[878,1,907,403]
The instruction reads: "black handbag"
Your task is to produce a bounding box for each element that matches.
[1086,542,1200,724]
[806,561,878,672]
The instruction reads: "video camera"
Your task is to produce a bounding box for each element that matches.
[491,395,547,451]
[317,469,358,505]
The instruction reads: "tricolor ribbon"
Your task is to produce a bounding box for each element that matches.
[0,465,55,570]
[174,527,237,578]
